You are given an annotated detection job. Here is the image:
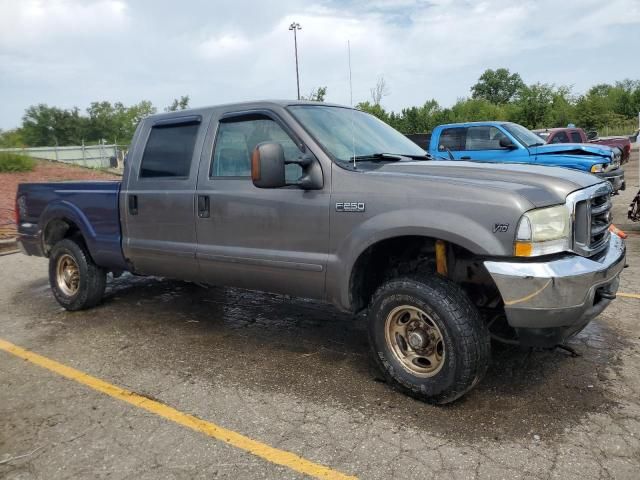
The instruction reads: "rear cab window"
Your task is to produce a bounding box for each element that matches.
[139,118,201,178]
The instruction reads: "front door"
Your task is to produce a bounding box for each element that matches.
[121,115,206,280]
[195,112,330,299]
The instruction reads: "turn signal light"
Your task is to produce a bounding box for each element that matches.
[514,242,533,257]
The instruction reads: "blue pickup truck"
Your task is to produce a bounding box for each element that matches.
[423,121,625,193]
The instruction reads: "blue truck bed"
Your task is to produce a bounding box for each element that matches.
[16,181,127,270]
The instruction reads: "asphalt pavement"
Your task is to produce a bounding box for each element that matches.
[1,156,639,479]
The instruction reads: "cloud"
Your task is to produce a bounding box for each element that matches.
[0,0,129,49]
[0,0,639,129]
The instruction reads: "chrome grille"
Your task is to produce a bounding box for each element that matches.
[568,183,612,257]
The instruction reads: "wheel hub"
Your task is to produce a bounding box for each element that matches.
[384,305,446,378]
[408,330,427,350]
[56,254,80,297]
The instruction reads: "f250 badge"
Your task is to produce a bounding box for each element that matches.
[336,202,365,212]
[493,223,509,233]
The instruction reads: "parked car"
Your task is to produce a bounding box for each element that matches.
[426,121,625,193]
[15,101,626,404]
[533,127,631,163]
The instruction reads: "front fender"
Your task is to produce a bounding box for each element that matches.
[325,208,511,311]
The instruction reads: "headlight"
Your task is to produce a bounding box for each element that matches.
[590,164,604,173]
[514,205,570,256]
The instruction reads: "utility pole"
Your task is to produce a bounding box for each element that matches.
[289,22,301,100]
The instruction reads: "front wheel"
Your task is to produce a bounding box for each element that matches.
[49,238,106,311]
[368,275,490,404]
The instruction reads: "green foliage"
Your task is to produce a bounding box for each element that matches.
[358,69,640,136]
[165,95,190,112]
[0,152,36,172]
[15,100,159,147]
[0,128,25,148]
[471,68,525,104]
[302,86,327,102]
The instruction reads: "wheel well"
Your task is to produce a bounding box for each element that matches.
[348,235,502,313]
[43,218,82,256]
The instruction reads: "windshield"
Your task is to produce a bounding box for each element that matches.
[288,105,426,165]
[534,131,550,140]
[502,123,546,147]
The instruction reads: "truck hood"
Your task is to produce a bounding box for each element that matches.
[531,143,613,159]
[374,160,603,208]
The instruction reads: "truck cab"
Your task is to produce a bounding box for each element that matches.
[428,121,625,192]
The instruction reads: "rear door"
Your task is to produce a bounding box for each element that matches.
[438,126,527,163]
[121,114,208,280]
[194,110,330,299]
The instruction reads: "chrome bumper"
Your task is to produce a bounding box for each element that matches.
[484,234,626,346]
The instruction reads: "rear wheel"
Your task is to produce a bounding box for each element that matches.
[49,238,106,311]
[368,275,490,404]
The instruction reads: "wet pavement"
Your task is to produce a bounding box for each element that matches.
[2,185,640,479]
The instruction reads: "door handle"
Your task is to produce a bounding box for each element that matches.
[128,194,138,215]
[460,156,471,160]
[197,195,210,218]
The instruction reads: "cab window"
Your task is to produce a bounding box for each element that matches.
[439,128,466,151]
[465,126,507,150]
[212,116,302,182]
[140,122,200,178]
[550,131,570,143]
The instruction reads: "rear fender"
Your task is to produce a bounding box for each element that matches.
[39,200,98,256]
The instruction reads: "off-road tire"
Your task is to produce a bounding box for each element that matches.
[49,238,106,311]
[368,275,490,404]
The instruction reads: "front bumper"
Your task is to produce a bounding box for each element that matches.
[484,234,626,347]
[597,167,625,193]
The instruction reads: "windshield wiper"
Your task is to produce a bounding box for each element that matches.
[350,153,404,162]
[350,153,431,162]
[528,142,545,147]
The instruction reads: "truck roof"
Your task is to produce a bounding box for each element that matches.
[144,100,351,122]
[532,127,582,133]
[435,121,513,129]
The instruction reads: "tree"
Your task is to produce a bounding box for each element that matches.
[356,101,389,122]
[511,83,555,128]
[302,86,327,102]
[21,104,88,146]
[471,68,525,104]
[165,95,190,112]
[370,76,390,106]
[0,128,25,148]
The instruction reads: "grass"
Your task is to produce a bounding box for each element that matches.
[0,152,36,172]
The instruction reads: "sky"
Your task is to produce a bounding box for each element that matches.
[0,0,639,130]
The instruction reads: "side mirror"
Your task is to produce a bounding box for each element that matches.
[251,143,286,188]
[499,137,517,149]
[586,130,598,140]
[251,142,324,190]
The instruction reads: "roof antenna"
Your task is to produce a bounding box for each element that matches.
[348,40,356,169]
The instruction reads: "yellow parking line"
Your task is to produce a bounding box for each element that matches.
[0,338,357,480]
[617,292,640,300]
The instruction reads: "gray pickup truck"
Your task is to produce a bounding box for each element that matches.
[16,101,627,404]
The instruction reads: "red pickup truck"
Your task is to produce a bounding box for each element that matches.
[533,127,631,163]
